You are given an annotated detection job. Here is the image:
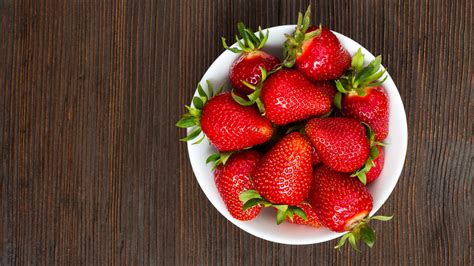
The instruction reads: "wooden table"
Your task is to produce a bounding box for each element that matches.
[1,0,471,265]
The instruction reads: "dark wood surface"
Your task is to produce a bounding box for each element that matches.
[1,0,472,265]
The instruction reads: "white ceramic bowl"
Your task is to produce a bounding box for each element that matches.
[186,25,407,245]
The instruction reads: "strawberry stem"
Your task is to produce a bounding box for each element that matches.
[334,215,393,251]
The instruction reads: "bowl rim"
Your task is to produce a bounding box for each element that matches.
[186,24,408,245]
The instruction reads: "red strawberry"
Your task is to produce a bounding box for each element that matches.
[305,117,370,173]
[365,146,385,184]
[285,202,322,228]
[252,132,313,205]
[214,150,262,221]
[309,166,393,250]
[283,8,350,81]
[313,81,337,103]
[309,166,373,232]
[176,83,272,152]
[223,23,280,95]
[239,132,314,224]
[335,49,389,141]
[260,69,331,125]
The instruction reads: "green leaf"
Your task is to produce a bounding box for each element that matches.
[206,153,221,164]
[334,233,351,249]
[221,37,241,53]
[192,97,204,109]
[176,115,197,128]
[334,92,342,109]
[255,99,266,114]
[216,83,224,95]
[205,80,214,95]
[259,67,267,82]
[291,206,308,221]
[242,198,262,211]
[370,146,379,159]
[241,80,257,91]
[259,29,269,49]
[357,172,367,185]
[197,83,207,98]
[286,211,294,221]
[239,190,262,202]
[351,48,365,72]
[180,128,201,142]
[360,225,375,248]
[371,215,394,221]
[348,234,361,252]
[231,91,254,106]
[275,205,288,225]
[220,152,233,165]
[364,69,386,84]
[192,134,206,145]
[187,106,202,117]
[335,80,347,93]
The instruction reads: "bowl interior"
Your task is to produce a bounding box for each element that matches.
[187,25,407,245]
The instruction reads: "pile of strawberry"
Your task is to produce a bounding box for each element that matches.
[177,7,393,250]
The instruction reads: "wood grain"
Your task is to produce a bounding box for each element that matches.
[1,0,472,265]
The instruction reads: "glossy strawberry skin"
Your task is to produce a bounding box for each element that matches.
[261,69,331,125]
[201,92,273,152]
[309,166,373,232]
[295,27,351,81]
[366,146,385,184]
[305,117,370,173]
[286,202,322,228]
[214,151,262,221]
[253,132,313,205]
[230,51,280,95]
[341,86,389,141]
[313,81,337,103]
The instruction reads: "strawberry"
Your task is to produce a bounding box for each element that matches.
[285,202,322,228]
[214,150,262,221]
[309,166,393,250]
[305,117,370,173]
[222,23,280,95]
[334,49,389,141]
[176,82,272,152]
[313,81,337,103]
[240,132,313,224]
[365,145,385,184]
[232,68,331,125]
[283,7,351,81]
[252,132,313,205]
[261,69,331,125]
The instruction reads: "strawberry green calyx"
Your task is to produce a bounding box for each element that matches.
[334,215,393,251]
[351,123,384,185]
[334,48,387,109]
[222,22,269,54]
[176,80,224,144]
[231,67,268,114]
[206,151,234,170]
[282,5,321,68]
[240,190,308,225]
